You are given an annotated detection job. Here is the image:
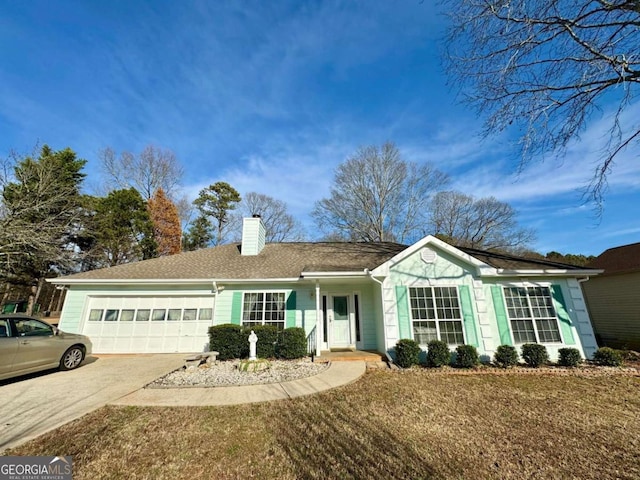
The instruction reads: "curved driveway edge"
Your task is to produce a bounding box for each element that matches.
[110,361,367,407]
[0,354,185,453]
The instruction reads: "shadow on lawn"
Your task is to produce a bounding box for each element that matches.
[270,397,439,480]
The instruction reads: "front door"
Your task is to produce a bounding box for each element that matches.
[329,295,351,348]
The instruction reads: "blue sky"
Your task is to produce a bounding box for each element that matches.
[1,0,638,256]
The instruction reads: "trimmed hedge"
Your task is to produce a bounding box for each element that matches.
[521,343,549,368]
[208,324,308,360]
[558,347,582,367]
[251,325,279,359]
[593,347,624,367]
[493,345,519,368]
[426,340,451,367]
[455,344,479,368]
[279,327,307,359]
[208,323,248,360]
[395,339,421,368]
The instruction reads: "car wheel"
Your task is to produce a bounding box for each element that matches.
[60,346,85,371]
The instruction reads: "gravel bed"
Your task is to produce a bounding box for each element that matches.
[148,358,330,388]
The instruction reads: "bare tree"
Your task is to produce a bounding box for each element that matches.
[428,191,536,251]
[312,142,449,243]
[234,192,306,242]
[100,145,184,200]
[442,0,640,208]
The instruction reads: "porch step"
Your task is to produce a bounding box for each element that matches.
[316,350,384,363]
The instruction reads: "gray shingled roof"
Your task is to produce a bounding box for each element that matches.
[58,242,408,281]
[458,247,589,271]
[587,242,640,275]
[55,241,594,283]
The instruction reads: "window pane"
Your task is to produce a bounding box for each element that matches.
[439,320,464,344]
[152,309,166,321]
[536,318,562,343]
[413,320,437,345]
[136,309,150,321]
[433,287,461,320]
[167,309,181,321]
[89,309,103,322]
[120,309,135,322]
[198,308,212,320]
[105,309,119,322]
[183,309,197,321]
[243,292,264,322]
[511,319,536,343]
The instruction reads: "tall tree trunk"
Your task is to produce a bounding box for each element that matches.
[26,278,45,315]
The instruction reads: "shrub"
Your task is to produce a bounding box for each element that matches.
[593,347,624,367]
[395,339,421,368]
[493,345,519,368]
[278,327,307,359]
[558,347,582,367]
[521,343,549,368]
[250,325,279,359]
[208,323,248,360]
[455,344,480,368]
[426,340,451,368]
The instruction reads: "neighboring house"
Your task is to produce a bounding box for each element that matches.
[582,242,640,351]
[50,217,601,360]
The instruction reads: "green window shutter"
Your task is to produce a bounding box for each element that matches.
[286,291,297,328]
[491,286,512,346]
[230,291,243,325]
[395,286,411,340]
[550,284,575,345]
[458,285,479,348]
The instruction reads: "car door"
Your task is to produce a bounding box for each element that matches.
[10,318,60,373]
[0,318,19,377]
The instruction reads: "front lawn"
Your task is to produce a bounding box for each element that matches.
[8,369,640,479]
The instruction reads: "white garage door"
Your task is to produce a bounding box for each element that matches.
[82,296,215,353]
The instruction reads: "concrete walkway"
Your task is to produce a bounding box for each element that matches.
[111,361,366,407]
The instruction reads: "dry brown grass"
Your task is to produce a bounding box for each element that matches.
[9,369,640,479]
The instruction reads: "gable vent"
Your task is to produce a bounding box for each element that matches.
[421,248,437,264]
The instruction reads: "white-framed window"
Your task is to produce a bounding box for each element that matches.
[242,292,286,328]
[409,286,465,345]
[503,286,562,343]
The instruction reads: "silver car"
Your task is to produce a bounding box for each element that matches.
[0,314,92,381]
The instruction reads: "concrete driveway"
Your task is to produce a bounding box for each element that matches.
[0,354,184,453]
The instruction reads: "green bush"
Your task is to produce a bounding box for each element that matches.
[250,325,279,359]
[521,343,549,368]
[558,347,582,367]
[593,347,624,367]
[455,344,480,368]
[426,340,451,367]
[493,345,519,368]
[278,327,307,359]
[208,323,248,360]
[395,339,421,368]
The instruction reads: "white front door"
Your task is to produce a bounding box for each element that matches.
[329,295,351,347]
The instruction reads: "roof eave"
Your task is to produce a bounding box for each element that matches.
[483,268,604,277]
[301,270,369,279]
[48,277,302,286]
